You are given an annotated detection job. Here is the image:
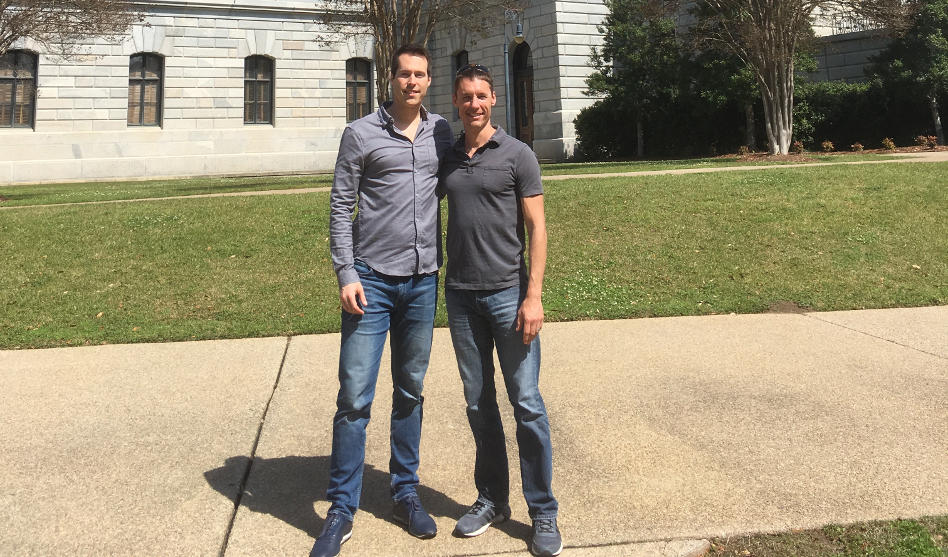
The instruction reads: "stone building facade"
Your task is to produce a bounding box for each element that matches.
[1,0,371,184]
[425,0,609,161]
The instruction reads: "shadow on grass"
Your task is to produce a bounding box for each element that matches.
[205,455,530,542]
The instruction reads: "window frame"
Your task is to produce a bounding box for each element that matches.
[345,57,373,123]
[127,52,164,127]
[244,55,274,125]
[0,50,38,129]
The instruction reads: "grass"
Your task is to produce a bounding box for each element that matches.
[540,153,905,175]
[541,162,947,321]
[0,173,331,207]
[0,153,904,207]
[709,515,948,556]
[1,162,946,349]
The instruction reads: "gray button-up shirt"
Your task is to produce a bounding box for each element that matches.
[330,102,453,287]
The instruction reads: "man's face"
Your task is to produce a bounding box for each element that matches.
[390,54,431,109]
[453,77,495,129]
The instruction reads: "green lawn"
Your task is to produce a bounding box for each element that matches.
[710,516,948,556]
[0,153,904,207]
[0,173,331,207]
[1,162,946,349]
[540,153,905,175]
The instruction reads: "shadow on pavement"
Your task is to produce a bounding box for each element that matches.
[205,455,521,540]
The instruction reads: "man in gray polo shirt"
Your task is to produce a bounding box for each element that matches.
[440,64,561,557]
[311,44,452,557]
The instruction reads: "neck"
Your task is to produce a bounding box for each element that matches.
[464,122,496,151]
[389,101,421,129]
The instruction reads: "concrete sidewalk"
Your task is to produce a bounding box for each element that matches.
[1,306,946,556]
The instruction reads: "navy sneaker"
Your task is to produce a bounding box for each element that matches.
[530,517,562,556]
[310,512,353,557]
[454,499,511,537]
[393,492,437,538]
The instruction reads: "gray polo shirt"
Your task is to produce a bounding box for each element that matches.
[440,126,543,290]
[330,102,453,287]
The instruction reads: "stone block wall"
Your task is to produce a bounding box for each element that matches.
[549,0,608,160]
[809,30,890,83]
[0,1,370,185]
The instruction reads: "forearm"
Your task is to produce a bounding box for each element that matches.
[525,224,546,301]
[329,128,363,287]
[522,194,547,301]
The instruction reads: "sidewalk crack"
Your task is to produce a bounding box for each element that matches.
[218,335,293,557]
[803,313,946,360]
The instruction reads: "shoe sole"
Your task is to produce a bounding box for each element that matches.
[530,541,563,557]
[393,514,437,539]
[321,531,352,557]
[455,513,510,537]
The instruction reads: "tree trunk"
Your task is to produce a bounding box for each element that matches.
[930,91,945,146]
[374,39,392,106]
[744,102,756,151]
[757,59,794,155]
[636,116,644,158]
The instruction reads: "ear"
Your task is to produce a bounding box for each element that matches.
[490,90,497,106]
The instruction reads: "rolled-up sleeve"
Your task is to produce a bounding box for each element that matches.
[329,126,364,288]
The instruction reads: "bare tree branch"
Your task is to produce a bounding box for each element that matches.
[316,0,523,105]
[1,0,142,57]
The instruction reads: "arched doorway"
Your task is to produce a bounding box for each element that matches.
[512,42,534,147]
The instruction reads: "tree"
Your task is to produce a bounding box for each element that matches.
[0,0,141,57]
[692,0,916,154]
[585,0,685,157]
[869,0,948,145]
[689,46,760,150]
[318,0,516,106]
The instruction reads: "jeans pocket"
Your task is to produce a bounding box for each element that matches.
[353,259,372,276]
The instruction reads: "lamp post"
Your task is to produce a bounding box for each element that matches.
[503,8,524,134]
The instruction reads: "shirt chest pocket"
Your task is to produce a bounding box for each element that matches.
[480,166,513,194]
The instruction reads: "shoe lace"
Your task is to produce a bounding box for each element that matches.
[468,500,489,515]
[535,517,556,534]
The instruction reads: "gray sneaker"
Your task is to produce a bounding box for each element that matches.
[453,499,511,537]
[530,517,562,556]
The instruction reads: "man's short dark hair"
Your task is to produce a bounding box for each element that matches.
[454,63,494,94]
[390,43,431,77]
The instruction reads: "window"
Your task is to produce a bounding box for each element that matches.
[346,58,372,122]
[0,50,38,128]
[454,50,469,73]
[128,53,163,126]
[452,50,468,120]
[244,56,273,124]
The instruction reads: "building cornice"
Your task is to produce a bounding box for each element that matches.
[129,1,351,16]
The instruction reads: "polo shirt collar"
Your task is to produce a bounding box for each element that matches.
[454,125,508,154]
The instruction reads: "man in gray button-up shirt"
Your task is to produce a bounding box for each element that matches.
[311,44,453,557]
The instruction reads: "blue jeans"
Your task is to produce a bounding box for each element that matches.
[445,285,558,519]
[327,260,438,520]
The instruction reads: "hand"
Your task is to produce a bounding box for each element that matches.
[340,282,367,315]
[516,296,544,345]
